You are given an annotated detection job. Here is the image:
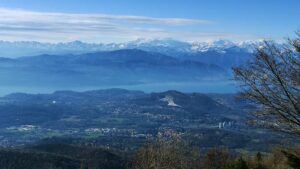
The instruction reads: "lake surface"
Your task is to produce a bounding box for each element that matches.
[0,81,237,96]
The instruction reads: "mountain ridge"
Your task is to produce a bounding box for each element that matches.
[0,39,270,58]
[0,49,229,93]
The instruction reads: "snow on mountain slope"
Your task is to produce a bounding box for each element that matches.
[0,39,276,58]
[160,95,181,107]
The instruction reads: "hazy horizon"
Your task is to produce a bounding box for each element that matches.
[0,0,298,43]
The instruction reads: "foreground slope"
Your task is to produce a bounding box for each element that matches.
[0,144,126,169]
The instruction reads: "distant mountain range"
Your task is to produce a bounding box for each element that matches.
[0,39,275,94]
[0,39,264,58]
[0,49,228,91]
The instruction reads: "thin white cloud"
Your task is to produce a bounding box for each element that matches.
[0,8,213,26]
[0,8,255,42]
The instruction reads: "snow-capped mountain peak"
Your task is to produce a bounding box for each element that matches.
[190,39,236,53]
[0,38,277,58]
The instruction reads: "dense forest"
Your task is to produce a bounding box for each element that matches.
[0,140,299,169]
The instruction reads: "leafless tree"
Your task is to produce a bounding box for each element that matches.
[132,138,199,169]
[233,32,300,135]
[202,147,231,169]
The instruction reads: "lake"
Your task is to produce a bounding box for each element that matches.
[0,80,237,96]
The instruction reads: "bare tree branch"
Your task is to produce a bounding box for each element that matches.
[233,33,300,135]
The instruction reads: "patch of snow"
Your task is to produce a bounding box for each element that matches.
[160,95,181,107]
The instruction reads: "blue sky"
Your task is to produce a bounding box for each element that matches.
[0,0,298,43]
